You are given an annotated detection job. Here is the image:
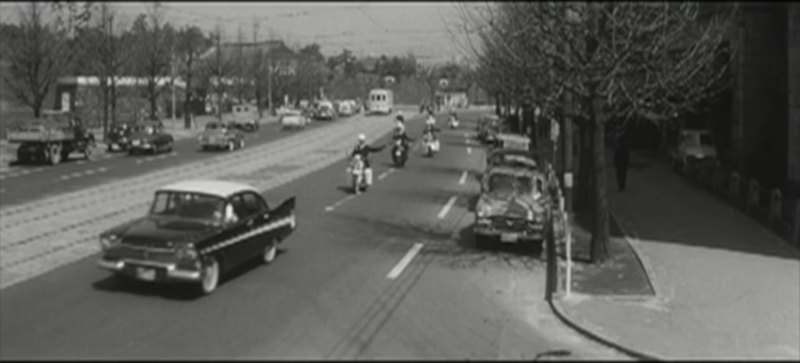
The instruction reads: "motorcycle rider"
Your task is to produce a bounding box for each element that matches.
[350,133,386,187]
[392,122,415,146]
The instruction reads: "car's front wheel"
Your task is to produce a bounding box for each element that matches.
[199,257,220,295]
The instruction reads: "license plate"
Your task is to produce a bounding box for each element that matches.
[135,267,156,281]
[500,233,518,243]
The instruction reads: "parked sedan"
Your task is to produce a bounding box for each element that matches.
[198,122,245,151]
[279,109,310,130]
[97,179,297,295]
[128,121,174,155]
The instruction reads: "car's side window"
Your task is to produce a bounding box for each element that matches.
[229,194,247,221]
[241,192,268,217]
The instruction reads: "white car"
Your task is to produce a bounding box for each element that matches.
[670,129,717,173]
[280,110,310,130]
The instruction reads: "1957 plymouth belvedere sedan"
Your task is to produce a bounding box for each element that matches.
[97,180,296,295]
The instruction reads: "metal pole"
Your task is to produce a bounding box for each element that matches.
[564,198,572,297]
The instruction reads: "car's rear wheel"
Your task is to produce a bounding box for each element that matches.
[199,257,220,295]
[263,240,278,264]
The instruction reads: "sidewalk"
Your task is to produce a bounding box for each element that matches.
[552,150,800,360]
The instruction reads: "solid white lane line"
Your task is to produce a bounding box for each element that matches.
[325,194,357,212]
[387,243,424,280]
[459,171,468,185]
[378,168,396,180]
[438,196,457,219]
[467,147,472,154]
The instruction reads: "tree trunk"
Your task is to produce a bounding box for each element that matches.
[183,73,193,129]
[111,79,118,125]
[590,96,609,264]
[494,94,501,116]
[102,84,109,142]
[149,81,158,121]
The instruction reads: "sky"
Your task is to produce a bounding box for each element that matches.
[0,1,477,64]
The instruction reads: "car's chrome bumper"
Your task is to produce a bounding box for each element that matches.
[474,223,544,241]
[97,258,202,281]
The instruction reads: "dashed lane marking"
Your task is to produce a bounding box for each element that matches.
[438,196,457,219]
[459,171,468,185]
[386,243,424,280]
[325,194,357,212]
[136,152,177,164]
[378,168,396,180]
[59,166,109,180]
[467,147,472,155]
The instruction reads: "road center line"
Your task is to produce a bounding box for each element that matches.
[324,194,357,212]
[387,243,424,280]
[438,196,457,219]
[467,147,472,154]
[378,168,396,180]
[459,171,468,185]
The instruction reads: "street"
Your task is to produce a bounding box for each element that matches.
[0,111,624,359]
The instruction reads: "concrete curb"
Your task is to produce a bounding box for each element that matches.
[546,212,664,361]
[547,295,662,361]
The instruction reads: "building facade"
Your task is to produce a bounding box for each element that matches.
[728,2,791,189]
[788,3,800,190]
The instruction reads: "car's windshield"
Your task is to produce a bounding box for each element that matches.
[488,173,533,195]
[149,191,226,222]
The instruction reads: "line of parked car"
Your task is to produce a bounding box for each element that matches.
[277,99,362,130]
[472,113,553,255]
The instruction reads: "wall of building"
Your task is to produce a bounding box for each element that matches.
[731,3,789,188]
[788,3,800,190]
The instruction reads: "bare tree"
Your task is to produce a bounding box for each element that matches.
[132,2,175,121]
[175,25,210,129]
[1,3,79,118]
[460,2,737,262]
[202,24,235,121]
[79,2,132,139]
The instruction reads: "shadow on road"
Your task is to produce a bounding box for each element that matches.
[91,249,288,301]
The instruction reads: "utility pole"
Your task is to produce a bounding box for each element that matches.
[215,22,223,122]
[237,25,244,104]
[253,16,263,118]
[563,91,574,213]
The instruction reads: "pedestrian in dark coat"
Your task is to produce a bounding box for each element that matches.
[614,134,630,191]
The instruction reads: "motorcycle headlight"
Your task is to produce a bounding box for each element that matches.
[99,235,120,250]
[175,242,198,260]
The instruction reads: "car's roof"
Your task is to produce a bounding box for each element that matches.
[486,165,541,177]
[157,180,259,198]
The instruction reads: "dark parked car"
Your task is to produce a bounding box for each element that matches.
[97,179,297,295]
[127,121,174,155]
[106,121,135,152]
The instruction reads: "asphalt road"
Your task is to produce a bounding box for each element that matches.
[0,112,624,360]
[0,117,342,208]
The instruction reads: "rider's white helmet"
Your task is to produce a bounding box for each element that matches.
[358,133,366,142]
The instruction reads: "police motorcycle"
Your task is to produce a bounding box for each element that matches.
[448,112,459,129]
[422,117,440,158]
[391,121,412,167]
[347,154,368,194]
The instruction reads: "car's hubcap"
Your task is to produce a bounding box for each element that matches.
[201,260,219,294]
[264,242,277,263]
[228,141,235,151]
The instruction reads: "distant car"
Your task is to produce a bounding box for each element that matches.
[670,129,717,173]
[474,166,550,252]
[128,121,174,155]
[279,109,310,130]
[493,133,531,152]
[106,121,135,152]
[476,114,502,143]
[97,179,297,295]
[486,149,539,172]
[314,101,337,120]
[337,100,355,116]
[228,104,260,132]
[198,122,245,151]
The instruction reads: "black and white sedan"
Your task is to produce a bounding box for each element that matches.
[97,180,297,295]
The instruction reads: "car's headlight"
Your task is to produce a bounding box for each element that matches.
[99,235,120,250]
[175,242,198,260]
